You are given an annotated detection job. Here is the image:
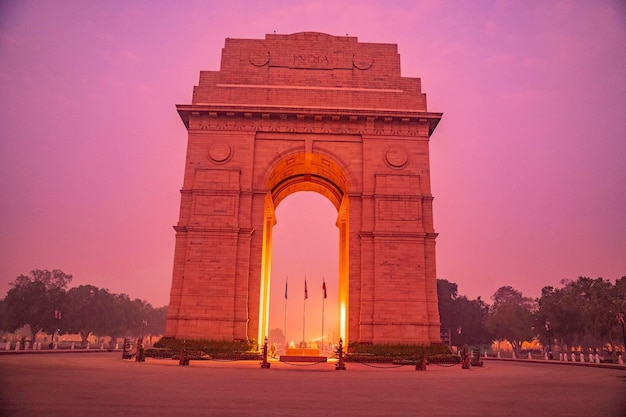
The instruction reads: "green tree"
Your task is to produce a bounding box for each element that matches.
[64,285,115,346]
[437,279,491,347]
[126,298,149,338]
[144,305,167,337]
[0,297,8,332]
[3,269,72,338]
[23,269,73,290]
[575,277,615,348]
[101,294,156,344]
[610,276,626,352]
[538,277,624,352]
[437,279,459,334]
[455,296,492,346]
[485,286,535,355]
[537,283,585,349]
[106,293,133,343]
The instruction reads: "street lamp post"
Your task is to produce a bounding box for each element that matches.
[51,308,62,349]
[545,319,552,360]
[618,312,626,355]
[140,320,147,343]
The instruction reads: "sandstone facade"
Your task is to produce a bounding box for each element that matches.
[166,32,442,345]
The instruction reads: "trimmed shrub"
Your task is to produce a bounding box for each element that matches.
[345,342,456,363]
[150,337,259,360]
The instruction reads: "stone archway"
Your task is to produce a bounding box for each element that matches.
[258,151,350,345]
[165,32,443,345]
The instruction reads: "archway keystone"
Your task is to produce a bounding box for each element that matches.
[166,32,443,345]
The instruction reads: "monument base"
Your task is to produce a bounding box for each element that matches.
[279,348,328,363]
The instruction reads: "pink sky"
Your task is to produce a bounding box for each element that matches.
[1,1,625,342]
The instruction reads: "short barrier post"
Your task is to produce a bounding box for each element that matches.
[461,345,470,369]
[122,338,133,359]
[335,338,346,370]
[260,336,271,369]
[415,355,427,371]
[179,340,189,366]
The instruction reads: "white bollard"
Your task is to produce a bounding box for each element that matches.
[528,352,532,360]
[86,342,90,350]
[497,351,501,359]
[618,355,623,365]
[595,353,600,363]
[15,341,21,350]
[5,341,10,350]
[53,341,58,350]
[71,342,75,350]
[580,353,585,362]
[25,341,30,350]
[589,353,594,363]
[571,353,576,361]
[100,343,104,349]
[484,351,488,358]
[115,343,119,350]
[545,352,549,360]
[512,351,516,359]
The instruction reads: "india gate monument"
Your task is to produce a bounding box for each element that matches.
[165,32,442,347]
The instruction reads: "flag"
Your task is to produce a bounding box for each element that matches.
[322,280,327,299]
[304,278,308,300]
[284,277,288,300]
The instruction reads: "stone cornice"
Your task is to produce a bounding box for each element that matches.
[359,231,431,239]
[176,104,442,136]
[173,226,254,235]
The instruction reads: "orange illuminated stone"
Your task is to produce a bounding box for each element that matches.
[165,32,443,346]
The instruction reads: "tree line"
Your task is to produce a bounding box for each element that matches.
[0,269,166,347]
[2,269,624,354]
[438,276,626,355]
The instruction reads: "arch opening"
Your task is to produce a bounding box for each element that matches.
[267,192,338,350]
[258,152,350,348]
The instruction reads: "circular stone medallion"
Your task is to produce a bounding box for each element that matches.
[249,51,270,67]
[208,141,232,164]
[385,146,408,169]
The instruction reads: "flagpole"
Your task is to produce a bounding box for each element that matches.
[284,276,288,348]
[303,277,307,346]
[322,278,325,352]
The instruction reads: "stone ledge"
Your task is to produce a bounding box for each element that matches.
[279,355,327,363]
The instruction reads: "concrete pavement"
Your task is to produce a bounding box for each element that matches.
[0,352,624,416]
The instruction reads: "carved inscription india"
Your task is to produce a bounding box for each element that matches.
[293,53,331,66]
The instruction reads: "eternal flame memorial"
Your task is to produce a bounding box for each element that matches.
[165,32,443,347]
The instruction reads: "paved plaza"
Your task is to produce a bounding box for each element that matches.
[0,352,624,416]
